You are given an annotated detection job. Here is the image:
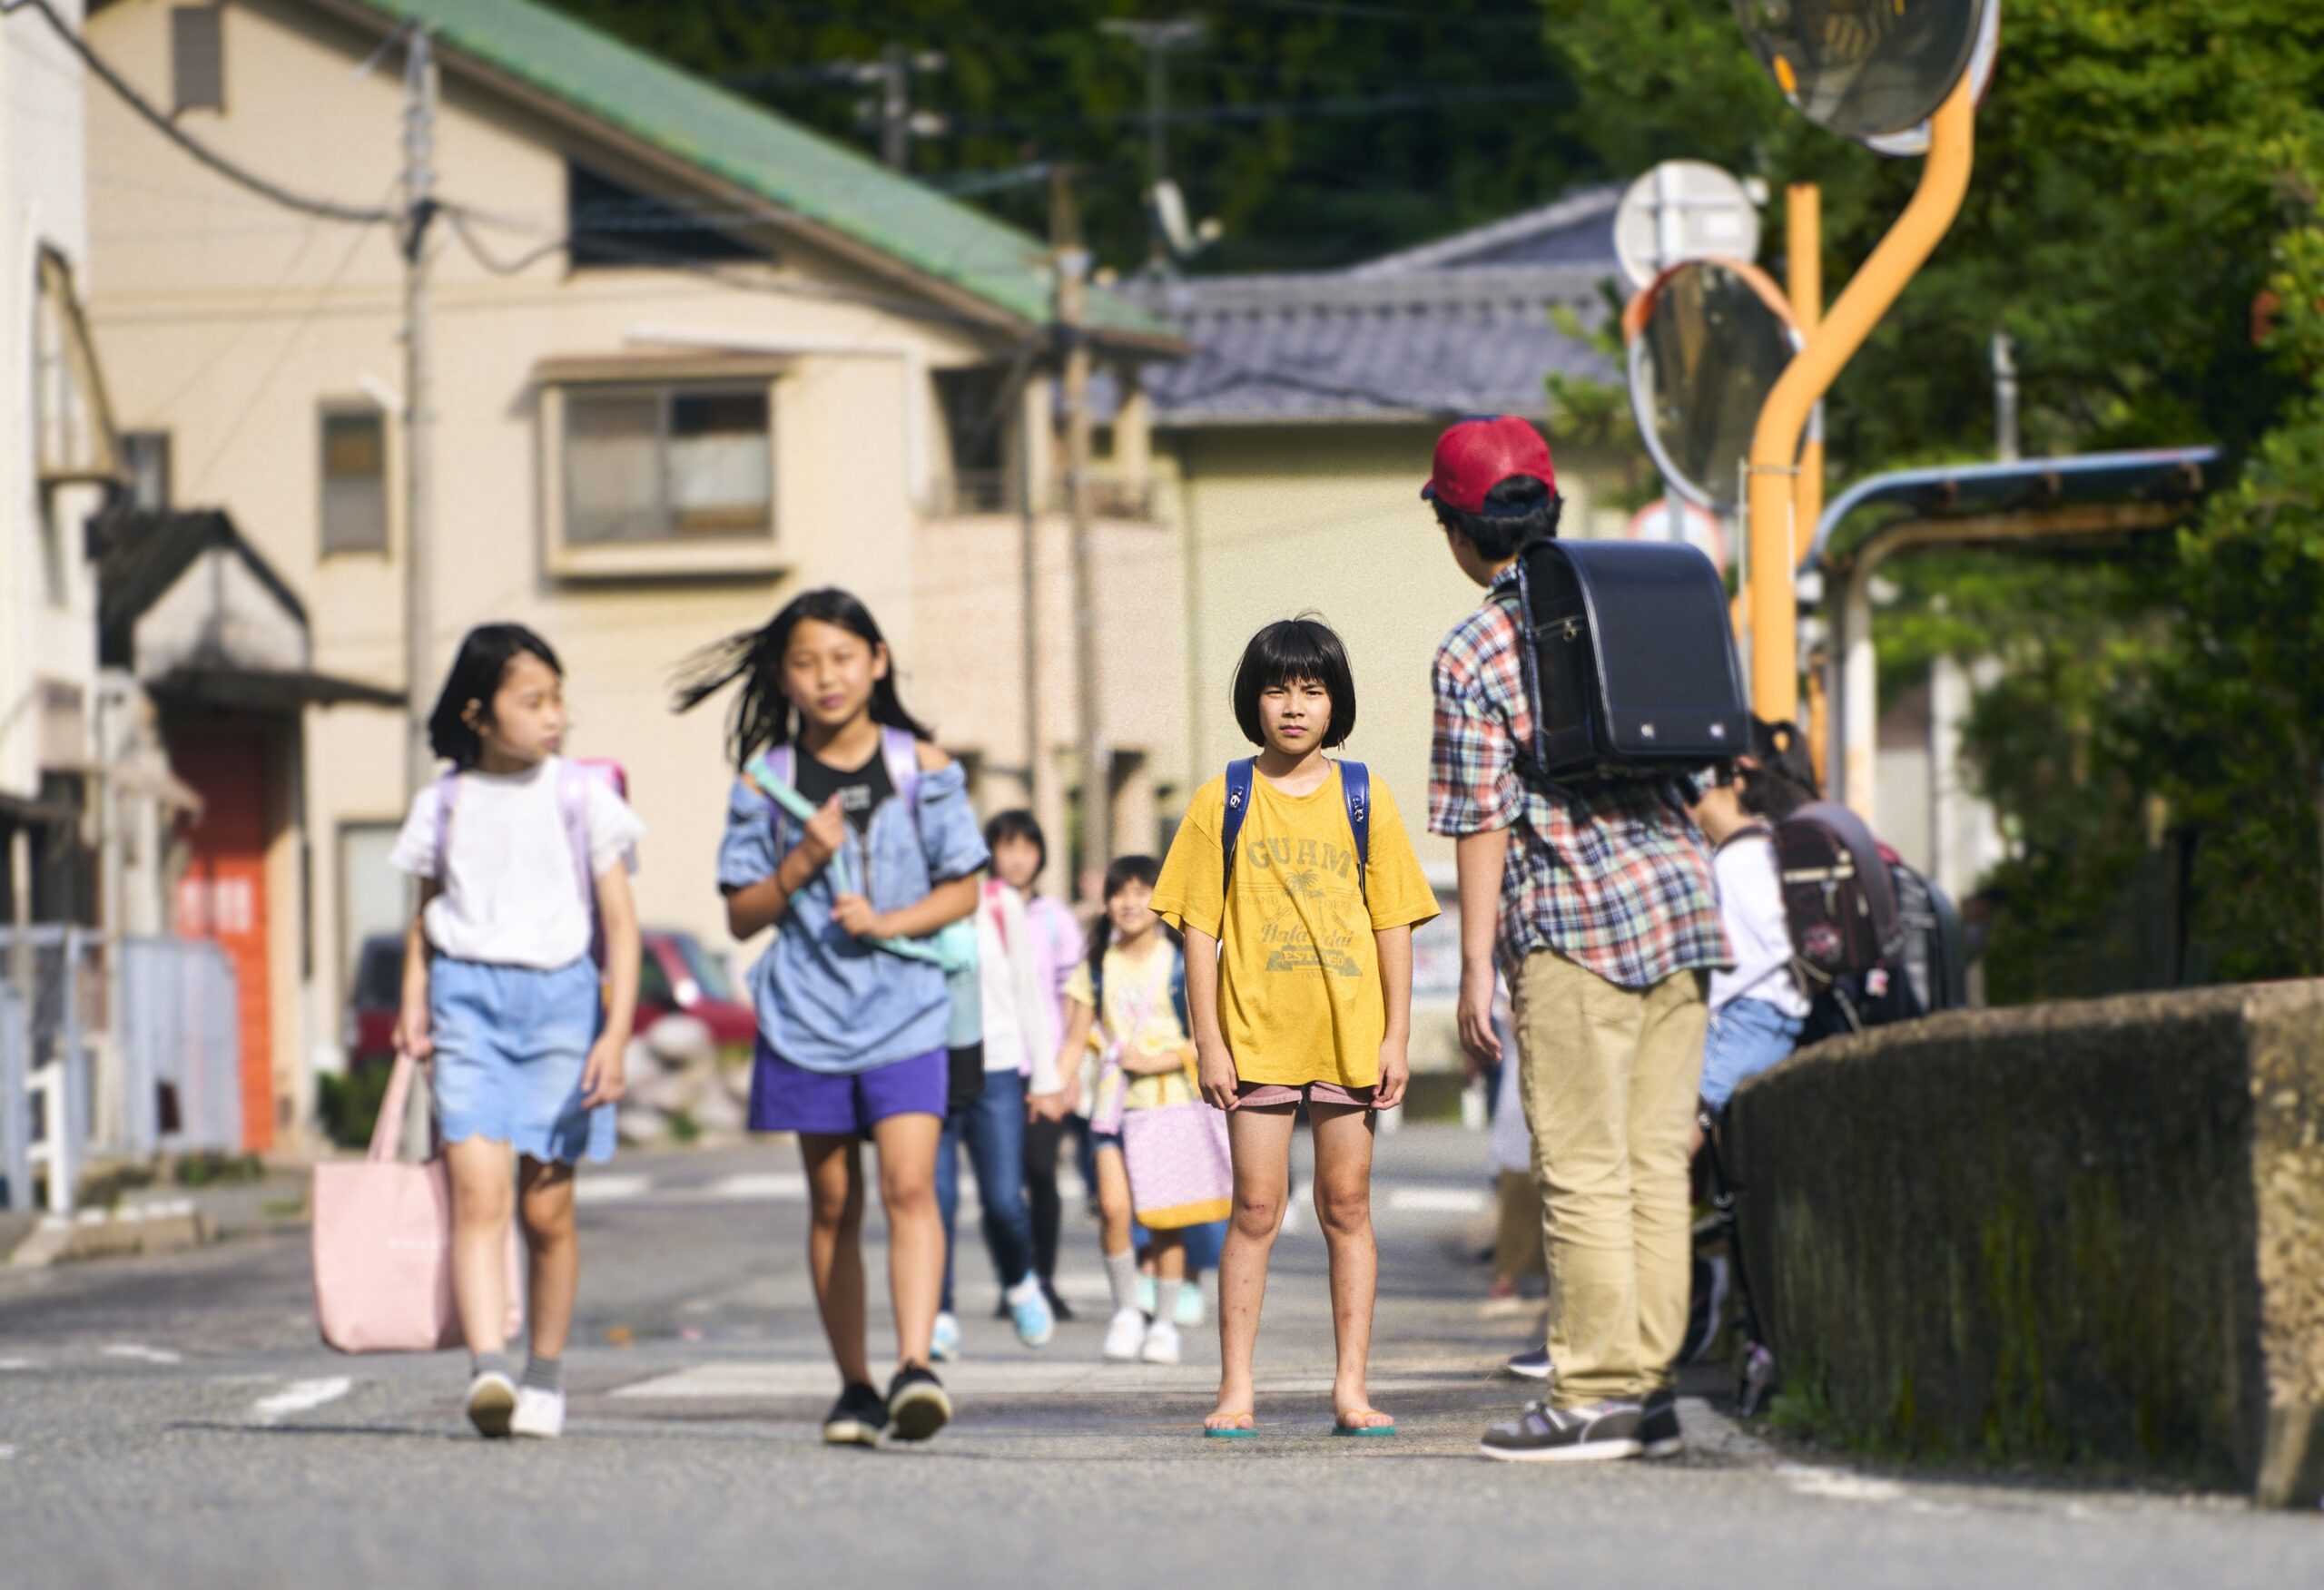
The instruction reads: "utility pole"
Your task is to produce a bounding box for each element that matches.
[1016,362,1044,881]
[1102,17,1205,268]
[853,47,948,172]
[1992,331,2020,463]
[1050,166,1108,881]
[400,28,438,800]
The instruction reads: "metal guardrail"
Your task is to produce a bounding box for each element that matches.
[0,928,241,1213]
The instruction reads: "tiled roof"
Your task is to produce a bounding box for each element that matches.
[326,0,1172,340]
[1124,190,1623,426]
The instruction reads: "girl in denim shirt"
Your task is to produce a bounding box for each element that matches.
[677,589,987,1448]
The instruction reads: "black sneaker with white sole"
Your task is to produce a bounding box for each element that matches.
[822,1381,890,1448]
[1478,1398,1644,1462]
[886,1363,952,1443]
[1502,1345,1554,1381]
[1639,1389,1683,1458]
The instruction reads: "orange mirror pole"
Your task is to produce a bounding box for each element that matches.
[1787,183,1824,567]
[1745,81,1974,722]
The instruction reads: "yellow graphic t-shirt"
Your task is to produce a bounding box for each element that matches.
[1151,763,1438,1089]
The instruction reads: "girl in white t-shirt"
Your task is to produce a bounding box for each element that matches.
[388,623,645,1440]
[1686,759,1811,1147]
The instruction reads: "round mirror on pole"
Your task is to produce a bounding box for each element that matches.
[1734,0,1992,144]
[1624,258,1804,514]
[1865,0,2000,156]
[1613,161,1764,294]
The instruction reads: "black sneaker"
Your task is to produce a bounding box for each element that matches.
[1502,1345,1554,1381]
[822,1381,890,1448]
[1478,1398,1643,1463]
[886,1363,953,1443]
[1639,1390,1683,1459]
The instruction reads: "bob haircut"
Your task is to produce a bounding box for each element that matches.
[983,809,1047,880]
[1231,616,1356,751]
[1431,475,1564,563]
[427,623,564,769]
[673,586,931,767]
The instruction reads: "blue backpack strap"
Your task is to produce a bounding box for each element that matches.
[1168,944,1188,1034]
[1220,758,1256,894]
[1339,760,1371,904]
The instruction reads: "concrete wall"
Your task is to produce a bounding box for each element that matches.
[1728,982,2324,1507]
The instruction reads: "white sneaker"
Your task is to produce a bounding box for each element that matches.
[1102,1307,1147,1362]
[464,1369,517,1438]
[1139,1320,1182,1366]
[510,1385,566,1438]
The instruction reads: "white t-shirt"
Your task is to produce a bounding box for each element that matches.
[389,757,645,970]
[977,903,1027,1075]
[1708,829,1809,1018]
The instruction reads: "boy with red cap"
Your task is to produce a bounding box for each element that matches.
[1422,417,1728,1462]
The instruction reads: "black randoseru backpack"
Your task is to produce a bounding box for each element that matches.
[1772,802,1903,997]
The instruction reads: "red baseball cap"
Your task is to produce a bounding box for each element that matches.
[1422,416,1557,515]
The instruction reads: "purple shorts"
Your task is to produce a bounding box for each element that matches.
[749,1043,949,1137]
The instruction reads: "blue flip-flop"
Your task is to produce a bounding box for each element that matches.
[1204,1419,1258,1440]
[1332,1418,1397,1438]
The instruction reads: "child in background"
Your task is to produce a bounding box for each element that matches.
[927,831,1064,1360]
[1057,856,1197,1364]
[1153,618,1440,1436]
[678,588,987,1448]
[983,810,1086,1320]
[389,623,644,1439]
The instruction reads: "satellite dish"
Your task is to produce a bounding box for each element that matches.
[1865,0,2000,156]
[1613,161,1764,294]
[1624,259,1803,513]
[1734,0,1992,143]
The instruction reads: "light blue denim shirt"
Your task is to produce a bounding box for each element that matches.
[717,758,988,1075]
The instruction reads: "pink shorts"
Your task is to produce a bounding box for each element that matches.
[1235,1079,1378,1110]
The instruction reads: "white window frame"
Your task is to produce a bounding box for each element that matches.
[538,356,788,581]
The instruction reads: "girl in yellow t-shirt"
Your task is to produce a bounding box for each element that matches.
[1150,618,1439,1438]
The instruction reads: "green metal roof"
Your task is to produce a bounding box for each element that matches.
[335,0,1174,341]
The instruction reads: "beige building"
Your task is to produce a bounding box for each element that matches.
[81,0,1181,1144]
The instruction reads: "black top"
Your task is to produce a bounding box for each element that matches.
[794,743,895,838]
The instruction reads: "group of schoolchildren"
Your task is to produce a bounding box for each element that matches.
[386,412,1785,1464]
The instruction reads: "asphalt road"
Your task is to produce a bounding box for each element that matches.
[1,1124,2316,1590]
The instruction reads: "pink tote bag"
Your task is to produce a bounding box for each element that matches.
[312,1050,523,1353]
[1121,1070,1234,1231]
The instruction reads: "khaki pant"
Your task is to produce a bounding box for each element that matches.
[1513,950,1707,1407]
[1492,1170,1547,1280]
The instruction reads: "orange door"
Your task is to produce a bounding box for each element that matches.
[172,734,274,1152]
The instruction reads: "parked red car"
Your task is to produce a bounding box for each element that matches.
[346,928,756,1068]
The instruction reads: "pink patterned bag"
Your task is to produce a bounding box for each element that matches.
[1121,1070,1233,1231]
[311,1050,523,1353]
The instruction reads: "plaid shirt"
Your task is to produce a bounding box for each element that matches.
[1427,570,1728,989]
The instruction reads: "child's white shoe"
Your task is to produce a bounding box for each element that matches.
[1139,1320,1182,1366]
[510,1385,566,1438]
[1103,1307,1147,1362]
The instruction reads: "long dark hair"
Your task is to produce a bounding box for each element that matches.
[1085,854,1174,984]
[1738,717,1819,820]
[672,587,931,766]
[427,623,563,769]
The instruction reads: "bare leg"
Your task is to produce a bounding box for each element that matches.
[1309,1103,1388,1429]
[1154,1229,1186,1280]
[872,1112,945,1369]
[1209,1104,1295,1432]
[447,1136,516,1358]
[517,1157,578,1360]
[1096,1142,1135,1258]
[800,1133,871,1389]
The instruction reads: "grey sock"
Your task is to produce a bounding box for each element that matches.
[524,1353,564,1394]
[1154,1279,1182,1326]
[1105,1247,1140,1314]
[472,1351,513,1382]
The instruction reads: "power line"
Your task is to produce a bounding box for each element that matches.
[948,81,1574,134]
[3,0,396,226]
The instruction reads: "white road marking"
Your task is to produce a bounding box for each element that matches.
[1387,1186,1490,1215]
[0,1359,35,1371]
[100,1344,182,1365]
[576,1173,654,1205]
[1280,1182,1312,1234]
[708,1172,807,1202]
[1773,1463,1959,1513]
[0,1445,15,1460]
[251,1377,352,1424]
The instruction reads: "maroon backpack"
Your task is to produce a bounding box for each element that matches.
[1772,801,1902,996]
